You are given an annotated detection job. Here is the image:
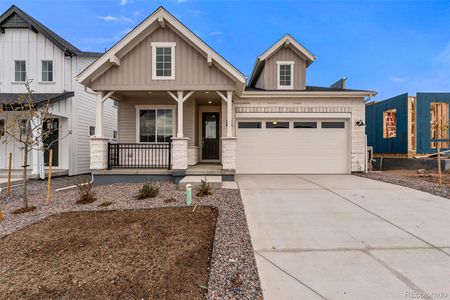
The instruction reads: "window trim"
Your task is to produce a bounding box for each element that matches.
[151,42,176,80]
[135,105,176,143]
[14,60,27,82]
[41,60,54,82]
[276,61,294,90]
[383,109,397,139]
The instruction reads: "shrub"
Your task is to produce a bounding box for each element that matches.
[196,179,212,197]
[75,181,97,204]
[136,183,160,200]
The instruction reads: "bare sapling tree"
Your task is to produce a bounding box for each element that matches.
[0,80,71,208]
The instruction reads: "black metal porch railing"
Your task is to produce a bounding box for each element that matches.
[108,143,171,169]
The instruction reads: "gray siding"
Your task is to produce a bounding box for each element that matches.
[91,27,235,91]
[255,47,306,90]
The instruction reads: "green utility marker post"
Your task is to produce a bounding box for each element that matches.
[186,184,192,206]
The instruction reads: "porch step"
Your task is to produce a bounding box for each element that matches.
[179,176,222,190]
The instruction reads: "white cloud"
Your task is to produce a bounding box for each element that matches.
[98,15,133,24]
[188,9,202,16]
[133,10,141,16]
[120,0,133,5]
[390,76,408,84]
[435,43,450,65]
[176,0,188,3]
[209,31,223,36]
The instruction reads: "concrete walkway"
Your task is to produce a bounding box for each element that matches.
[238,175,450,300]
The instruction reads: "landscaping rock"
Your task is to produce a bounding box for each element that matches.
[0,178,262,300]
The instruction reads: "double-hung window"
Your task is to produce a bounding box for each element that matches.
[151,42,175,80]
[277,61,294,90]
[42,60,53,82]
[15,60,26,82]
[139,108,173,143]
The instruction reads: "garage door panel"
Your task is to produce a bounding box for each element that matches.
[237,120,350,174]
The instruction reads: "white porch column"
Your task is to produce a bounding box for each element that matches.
[95,92,104,137]
[167,91,194,171]
[176,91,184,138]
[217,90,237,171]
[91,91,114,170]
[226,91,233,137]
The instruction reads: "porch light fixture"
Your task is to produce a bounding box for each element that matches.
[148,92,152,94]
[355,120,365,126]
[208,101,212,104]
[205,91,209,94]
[272,121,278,125]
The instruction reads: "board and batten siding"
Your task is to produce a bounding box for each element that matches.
[234,96,366,172]
[91,27,236,91]
[0,28,65,93]
[255,47,307,90]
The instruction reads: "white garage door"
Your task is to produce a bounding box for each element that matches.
[236,119,350,174]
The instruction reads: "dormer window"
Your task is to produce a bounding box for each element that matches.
[277,61,294,90]
[151,42,175,80]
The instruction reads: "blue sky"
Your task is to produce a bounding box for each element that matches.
[1,0,449,100]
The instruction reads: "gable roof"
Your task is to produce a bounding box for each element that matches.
[0,5,101,57]
[78,6,247,91]
[248,34,316,87]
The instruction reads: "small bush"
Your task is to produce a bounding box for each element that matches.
[75,181,97,204]
[196,179,212,197]
[136,183,160,200]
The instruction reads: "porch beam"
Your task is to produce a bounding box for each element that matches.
[109,55,120,67]
[207,54,213,67]
[102,91,115,102]
[158,16,166,28]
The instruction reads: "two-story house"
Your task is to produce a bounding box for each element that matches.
[0,5,117,178]
[78,7,376,180]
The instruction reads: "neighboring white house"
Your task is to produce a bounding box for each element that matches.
[78,7,376,178]
[0,5,117,177]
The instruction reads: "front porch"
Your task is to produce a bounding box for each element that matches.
[90,90,237,177]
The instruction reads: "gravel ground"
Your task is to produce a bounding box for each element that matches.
[358,171,450,199]
[0,179,262,300]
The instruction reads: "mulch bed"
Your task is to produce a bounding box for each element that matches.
[0,179,262,299]
[358,170,450,199]
[0,208,217,299]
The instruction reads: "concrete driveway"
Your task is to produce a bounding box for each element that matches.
[238,175,450,300]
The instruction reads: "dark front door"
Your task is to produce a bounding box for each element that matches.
[43,118,59,167]
[202,112,219,160]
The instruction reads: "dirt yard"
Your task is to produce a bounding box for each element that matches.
[0,181,262,299]
[0,208,217,299]
[359,169,450,199]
